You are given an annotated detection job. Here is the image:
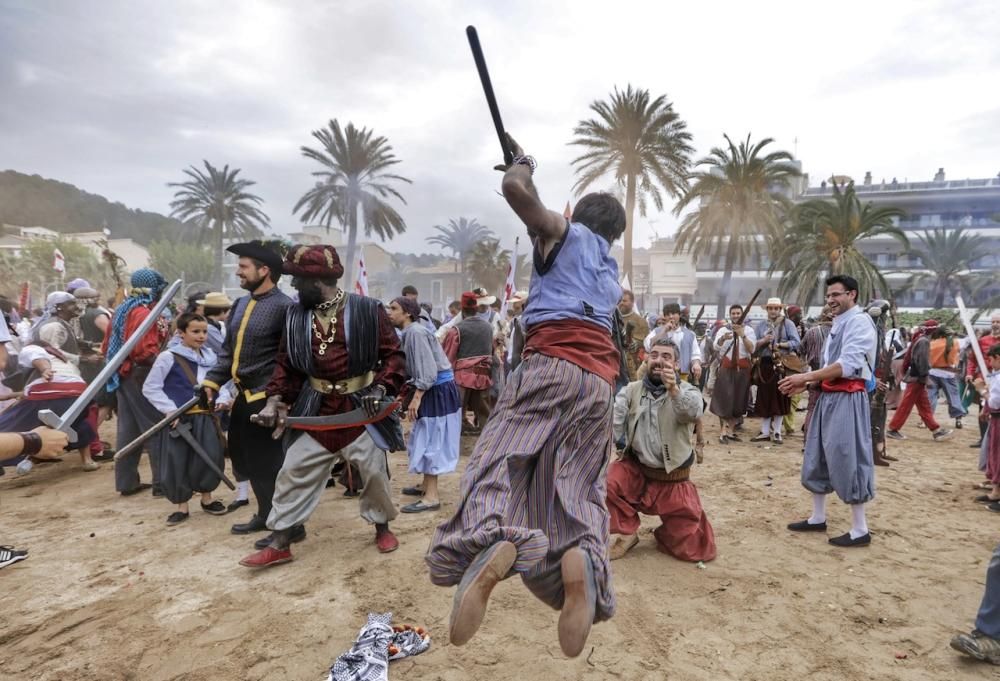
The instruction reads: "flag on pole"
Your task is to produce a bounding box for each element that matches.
[563,201,572,219]
[620,273,631,292]
[499,237,519,318]
[354,247,369,297]
[53,248,65,274]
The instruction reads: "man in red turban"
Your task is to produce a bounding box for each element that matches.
[239,245,407,569]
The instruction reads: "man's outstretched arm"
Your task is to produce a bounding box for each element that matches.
[499,134,566,249]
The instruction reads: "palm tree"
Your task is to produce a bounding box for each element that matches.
[466,239,511,295]
[294,120,411,285]
[905,227,987,307]
[772,182,907,306]
[426,217,495,288]
[168,161,268,289]
[673,134,800,313]
[571,85,693,281]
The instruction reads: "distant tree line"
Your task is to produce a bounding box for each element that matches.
[0,170,193,245]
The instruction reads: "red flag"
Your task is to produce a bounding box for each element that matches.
[354,248,369,297]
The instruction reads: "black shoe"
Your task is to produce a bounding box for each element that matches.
[886,430,905,440]
[787,519,827,532]
[971,441,984,449]
[828,532,871,547]
[200,500,227,515]
[987,502,1000,514]
[343,488,361,498]
[92,450,116,462]
[254,524,307,550]
[151,486,165,498]
[402,486,424,496]
[231,515,268,534]
[166,511,189,525]
[226,499,249,514]
[120,482,153,497]
[325,477,337,488]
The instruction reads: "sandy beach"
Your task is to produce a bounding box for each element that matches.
[1,406,996,681]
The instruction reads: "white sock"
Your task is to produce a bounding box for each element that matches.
[808,493,826,525]
[772,416,782,434]
[761,419,771,436]
[236,480,250,501]
[850,504,868,539]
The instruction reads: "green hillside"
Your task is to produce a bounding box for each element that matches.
[0,170,192,245]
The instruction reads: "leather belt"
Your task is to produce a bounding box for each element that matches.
[309,371,375,395]
[638,462,691,482]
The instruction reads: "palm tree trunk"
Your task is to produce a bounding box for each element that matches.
[717,235,738,316]
[344,198,358,289]
[214,218,224,290]
[623,173,637,283]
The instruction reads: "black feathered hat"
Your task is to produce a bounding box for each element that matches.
[226,240,285,274]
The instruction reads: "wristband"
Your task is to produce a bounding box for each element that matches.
[19,431,43,457]
[512,155,537,175]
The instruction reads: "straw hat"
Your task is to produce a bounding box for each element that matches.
[197,292,234,308]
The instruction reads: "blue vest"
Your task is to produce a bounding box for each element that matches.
[522,222,621,332]
[162,353,198,409]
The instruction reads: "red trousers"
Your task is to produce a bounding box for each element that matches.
[888,381,940,432]
[606,458,716,562]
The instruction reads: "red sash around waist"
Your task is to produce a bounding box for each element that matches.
[820,378,866,393]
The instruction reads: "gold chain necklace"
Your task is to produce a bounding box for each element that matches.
[312,289,345,355]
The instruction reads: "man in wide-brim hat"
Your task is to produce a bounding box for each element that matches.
[750,297,801,445]
[239,244,407,569]
[200,241,293,525]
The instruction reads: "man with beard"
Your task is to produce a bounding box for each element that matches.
[751,298,800,444]
[780,275,877,547]
[617,290,648,381]
[237,244,406,568]
[199,242,292,535]
[607,337,716,563]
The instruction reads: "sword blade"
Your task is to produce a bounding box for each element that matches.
[114,395,200,461]
[283,401,401,431]
[39,279,183,441]
[172,422,235,491]
[956,295,990,380]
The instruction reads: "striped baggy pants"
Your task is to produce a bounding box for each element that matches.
[425,353,616,622]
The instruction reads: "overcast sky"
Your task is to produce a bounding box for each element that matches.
[2,0,999,259]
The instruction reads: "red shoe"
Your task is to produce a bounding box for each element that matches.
[376,526,399,553]
[239,546,293,568]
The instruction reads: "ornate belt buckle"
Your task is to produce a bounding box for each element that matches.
[334,380,349,394]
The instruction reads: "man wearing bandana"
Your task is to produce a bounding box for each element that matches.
[104,268,171,496]
[239,244,406,569]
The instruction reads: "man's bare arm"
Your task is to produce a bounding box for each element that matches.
[498,134,566,249]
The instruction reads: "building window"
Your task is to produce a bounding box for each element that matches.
[914,289,926,303]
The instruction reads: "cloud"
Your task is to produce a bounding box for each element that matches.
[2,0,999,259]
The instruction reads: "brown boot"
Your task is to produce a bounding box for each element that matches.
[449,541,516,646]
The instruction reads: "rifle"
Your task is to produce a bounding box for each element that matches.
[729,289,762,367]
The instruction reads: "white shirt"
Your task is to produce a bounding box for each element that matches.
[18,344,83,393]
[643,327,703,364]
[987,370,1000,411]
[713,323,758,360]
[823,305,877,379]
